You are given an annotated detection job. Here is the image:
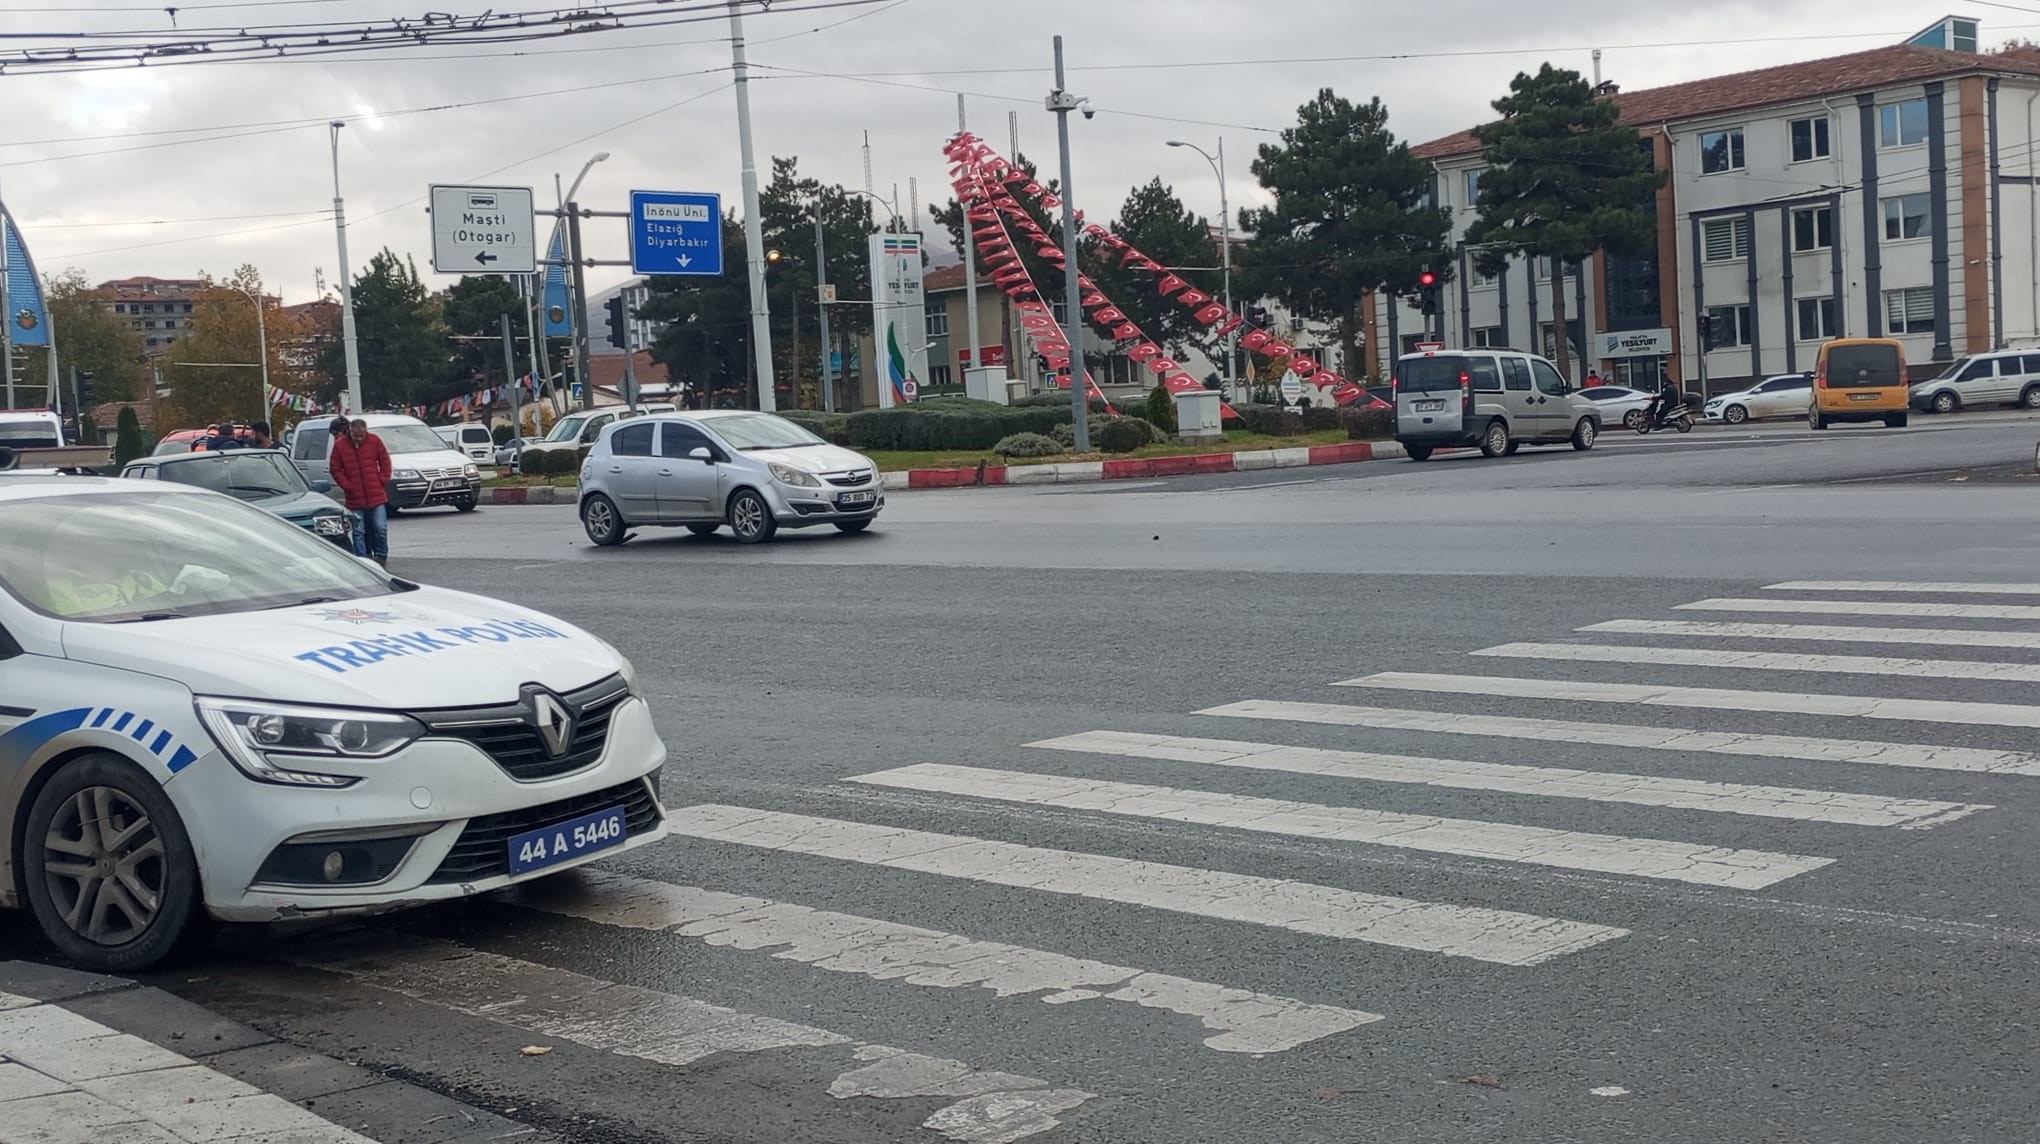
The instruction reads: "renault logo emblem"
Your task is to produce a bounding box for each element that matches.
[524,687,574,758]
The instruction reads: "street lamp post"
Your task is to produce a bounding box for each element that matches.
[230,286,270,425]
[1167,138,1235,399]
[561,152,609,413]
[329,122,362,414]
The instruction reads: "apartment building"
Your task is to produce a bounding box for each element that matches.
[1382,16,2040,393]
[99,276,204,355]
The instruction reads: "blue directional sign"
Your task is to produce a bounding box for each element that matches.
[629,190,723,276]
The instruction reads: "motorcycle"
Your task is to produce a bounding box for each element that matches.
[1634,404,1694,434]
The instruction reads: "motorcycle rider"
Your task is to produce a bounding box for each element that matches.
[1648,380,1684,428]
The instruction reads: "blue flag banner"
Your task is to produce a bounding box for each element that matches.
[2,206,51,348]
[543,224,572,337]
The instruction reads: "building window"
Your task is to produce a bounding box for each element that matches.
[1700,128,1745,174]
[1796,297,1837,341]
[143,320,157,329]
[1792,206,1834,252]
[113,304,126,314]
[1885,287,1936,334]
[1471,264,1497,289]
[1790,117,1831,162]
[1953,19,1979,52]
[1051,301,1067,325]
[926,364,953,388]
[1464,168,1483,204]
[1534,255,1554,280]
[1701,216,1753,262]
[1705,304,1753,348]
[1882,193,1931,241]
[182,303,193,313]
[1880,100,1930,148]
[924,300,949,337]
[1471,325,1505,347]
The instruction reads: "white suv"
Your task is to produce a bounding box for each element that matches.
[1910,350,2040,414]
[1391,348,1601,461]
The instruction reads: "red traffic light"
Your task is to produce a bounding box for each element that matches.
[1418,271,1438,288]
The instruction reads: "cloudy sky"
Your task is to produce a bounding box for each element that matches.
[1,0,2015,303]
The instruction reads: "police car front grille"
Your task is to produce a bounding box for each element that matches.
[425,778,661,885]
[416,675,627,782]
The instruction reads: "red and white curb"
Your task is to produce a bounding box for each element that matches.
[879,440,1410,491]
[482,440,1409,504]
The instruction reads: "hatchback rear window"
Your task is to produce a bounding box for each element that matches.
[1826,344,1903,387]
[1397,357,1469,393]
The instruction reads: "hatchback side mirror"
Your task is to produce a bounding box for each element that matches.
[688,447,713,462]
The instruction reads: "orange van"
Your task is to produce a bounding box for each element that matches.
[1810,338,1908,429]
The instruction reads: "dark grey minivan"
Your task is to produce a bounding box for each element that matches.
[1392,348,1601,461]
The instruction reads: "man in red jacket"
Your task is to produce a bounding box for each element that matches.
[330,418,394,566]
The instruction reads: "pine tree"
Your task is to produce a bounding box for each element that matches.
[112,405,147,466]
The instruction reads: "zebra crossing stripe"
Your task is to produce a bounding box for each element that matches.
[668,804,1628,966]
[1767,581,2040,596]
[1476,640,2040,684]
[1678,598,2040,621]
[1582,618,2040,652]
[1197,699,2040,777]
[844,765,1835,890]
[1339,671,2040,731]
[1030,729,1985,828]
[517,870,1380,1054]
[304,939,1092,1144]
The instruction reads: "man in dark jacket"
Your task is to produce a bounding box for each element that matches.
[330,418,394,566]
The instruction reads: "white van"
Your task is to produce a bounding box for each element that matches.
[291,413,482,512]
[434,422,496,463]
[1392,348,1602,461]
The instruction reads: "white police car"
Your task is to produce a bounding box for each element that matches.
[0,474,668,970]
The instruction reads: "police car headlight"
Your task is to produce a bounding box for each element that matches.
[196,698,423,787]
[768,463,820,488]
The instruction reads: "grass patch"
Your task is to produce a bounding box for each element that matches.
[863,428,1352,472]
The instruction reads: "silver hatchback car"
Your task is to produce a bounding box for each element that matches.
[578,411,883,545]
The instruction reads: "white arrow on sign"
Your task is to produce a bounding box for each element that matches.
[677,255,691,268]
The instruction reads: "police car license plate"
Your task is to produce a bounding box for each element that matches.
[507,805,627,875]
[1414,400,1445,412]
[839,490,876,506]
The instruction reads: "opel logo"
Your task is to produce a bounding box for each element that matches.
[524,686,574,758]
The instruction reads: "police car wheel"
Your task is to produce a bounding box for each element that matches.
[22,754,205,972]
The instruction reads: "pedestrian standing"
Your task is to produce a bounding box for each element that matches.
[246,421,276,449]
[1585,369,1603,389]
[330,418,394,566]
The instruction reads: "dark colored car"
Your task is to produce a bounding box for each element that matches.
[120,448,353,548]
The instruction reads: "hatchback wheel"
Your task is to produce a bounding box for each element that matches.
[23,755,204,972]
[1479,420,1510,459]
[727,488,778,544]
[835,519,872,535]
[1931,391,1958,414]
[685,523,720,537]
[581,494,626,546]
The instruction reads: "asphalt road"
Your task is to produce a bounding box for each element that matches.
[17,409,2040,1144]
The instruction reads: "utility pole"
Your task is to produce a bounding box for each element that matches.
[246,289,269,425]
[728,1,777,412]
[815,203,834,413]
[330,122,363,414]
[500,313,520,438]
[1167,138,1234,398]
[959,95,983,394]
[567,204,594,412]
[1047,36,1090,453]
[521,273,546,436]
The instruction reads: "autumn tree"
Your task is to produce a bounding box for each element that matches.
[161,266,307,429]
[17,270,146,408]
[1238,90,1451,380]
[1467,64,1663,379]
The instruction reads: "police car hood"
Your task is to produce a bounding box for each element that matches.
[59,586,623,707]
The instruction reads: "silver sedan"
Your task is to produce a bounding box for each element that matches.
[577,411,883,545]
[1573,385,1656,430]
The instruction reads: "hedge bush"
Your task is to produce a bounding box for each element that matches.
[545,448,581,477]
[1339,405,1393,440]
[779,410,851,445]
[492,423,516,445]
[1093,417,1151,454]
[1230,404,1300,438]
[1011,392,1114,412]
[1144,384,1178,433]
[1300,406,1339,432]
[844,404,1070,451]
[993,432,1065,458]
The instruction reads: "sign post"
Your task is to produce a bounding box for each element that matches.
[629,191,724,276]
[428,185,536,274]
[869,232,927,408]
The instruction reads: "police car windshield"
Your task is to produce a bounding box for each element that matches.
[0,490,393,623]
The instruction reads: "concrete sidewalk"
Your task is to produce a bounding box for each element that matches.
[0,961,542,1144]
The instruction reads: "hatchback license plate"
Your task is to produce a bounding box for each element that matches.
[507,804,627,876]
[1413,400,1445,412]
[839,490,876,506]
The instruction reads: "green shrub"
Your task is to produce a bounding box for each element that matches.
[845,404,1070,451]
[1300,406,1339,432]
[993,432,1065,458]
[1338,405,1393,440]
[1050,422,1076,448]
[112,407,148,467]
[1231,404,1300,438]
[780,410,850,445]
[1093,417,1150,454]
[492,422,516,445]
[1144,383,1178,433]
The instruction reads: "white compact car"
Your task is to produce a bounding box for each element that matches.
[1702,374,1813,424]
[0,475,668,970]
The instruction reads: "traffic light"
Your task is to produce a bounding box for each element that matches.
[1417,270,1441,317]
[73,369,95,405]
[1696,312,1714,349]
[604,295,629,350]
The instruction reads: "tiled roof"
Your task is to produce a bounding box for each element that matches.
[923,263,970,292]
[1412,44,2040,161]
[588,351,668,391]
